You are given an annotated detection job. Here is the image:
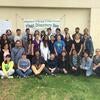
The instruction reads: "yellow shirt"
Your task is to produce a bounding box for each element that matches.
[2,61,14,74]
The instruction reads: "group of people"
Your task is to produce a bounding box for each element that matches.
[0,27,100,79]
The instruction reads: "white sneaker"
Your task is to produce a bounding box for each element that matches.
[8,76,14,79]
[1,76,4,79]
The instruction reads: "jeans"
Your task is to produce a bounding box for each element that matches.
[16,69,32,77]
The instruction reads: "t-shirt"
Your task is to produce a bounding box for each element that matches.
[14,35,22,42]
[18,58,30,69]
[73,40,83,53]
[47,59,58,68]
[72,33,83,40]
[93,55,100,65]
[58,56,69,68]
[64,39,73,53]
[32,56,45,65]
[5,64,9,71]
[11,47,25,65]
[55,34,64,41]
[2,61,14,73]
[3,50,10,60]
[48,40,55,53]
[54,40,65,54]
[33,39,41,52]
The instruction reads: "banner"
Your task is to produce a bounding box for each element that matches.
[0,20,12,36]
[24,19,60,32]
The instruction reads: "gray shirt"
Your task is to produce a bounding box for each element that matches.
[93,55,100,65]
[11,47,25,65]
[18,58,30,69]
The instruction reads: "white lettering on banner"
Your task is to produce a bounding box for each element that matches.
[24,20,60,32]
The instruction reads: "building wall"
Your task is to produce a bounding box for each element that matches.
[0,0,100,49]
[90,8,100,49]
[0,7,90,33]
[0,0,96,8]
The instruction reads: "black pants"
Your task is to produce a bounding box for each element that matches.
[80,69,86,76]
[94,67,100,77]
[71,68,81,76]
[43,67,52,75]
[44,67,59,75]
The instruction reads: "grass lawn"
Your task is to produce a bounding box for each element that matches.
[0,75,100,100]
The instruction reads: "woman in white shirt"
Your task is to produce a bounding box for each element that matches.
[40,35,50,61]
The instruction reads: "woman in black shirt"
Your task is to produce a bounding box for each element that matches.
[48,35,55,53]
[64,33,73,55]
[31,50,45,77]
[58,50,69,74]
[72,34,83,56]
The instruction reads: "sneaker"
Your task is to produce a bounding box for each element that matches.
[1,76,4,79]
[8,76,14,79]
[1,76,8,79]
[51,74,56,76]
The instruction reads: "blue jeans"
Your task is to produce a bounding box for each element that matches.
[16,69,32,77]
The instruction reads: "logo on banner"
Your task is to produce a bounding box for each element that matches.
[24,19,60,32]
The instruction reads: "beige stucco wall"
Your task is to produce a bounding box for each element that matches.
[0,7,90,32]
[0,0,100,49]
[90,8,100,50]
[0,0,97,8]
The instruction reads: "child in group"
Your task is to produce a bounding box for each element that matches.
[16,52,32,78]
[80,51,93,77]
[0,54,15,79]
[70,49,81,75]
[58,50,69,74]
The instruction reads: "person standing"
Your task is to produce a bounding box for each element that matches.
[48,35,55,53]
[47,28,53,40]
[72,34,83,56]
[64,33,73,55]
[54,35,65,56]
[40,35,50,61]
[14,29,22,42]
[72,27,83,40]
